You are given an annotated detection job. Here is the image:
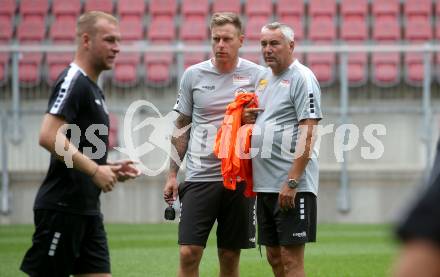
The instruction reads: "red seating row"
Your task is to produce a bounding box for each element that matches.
[1,51,439,88]
[2,0,440,44]
[0,0,437,21]
[1,0,440,87]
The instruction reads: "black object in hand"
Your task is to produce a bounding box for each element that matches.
[164,205,176,220]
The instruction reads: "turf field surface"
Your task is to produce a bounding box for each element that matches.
[0,223,398,277]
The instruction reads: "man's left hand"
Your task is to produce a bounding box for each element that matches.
[108,160,141,182]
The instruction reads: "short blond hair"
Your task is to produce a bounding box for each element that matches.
[76,11,118,38]
[210,12,243,35]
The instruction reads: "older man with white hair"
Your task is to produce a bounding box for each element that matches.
[246,22,322,277]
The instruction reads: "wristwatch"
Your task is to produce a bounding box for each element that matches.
[287,178,299,189]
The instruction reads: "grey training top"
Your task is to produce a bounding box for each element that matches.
[174,58,264,182]
[251,60,322,195]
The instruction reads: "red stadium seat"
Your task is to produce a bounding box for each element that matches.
[46,51,74,84]
[309,0,336,19]
[49,17,76,43]
[245,0,273,18]
[212,0,241,14]
[0,53,9,85]
[19,0,49,21]
[341,18,368,41]
[437,18,440,41]
[276,0,304,41]
[242,40,262,64]
[346,52,368,86]
[144,49,174,86]
[245,16,270,41]
[148,16,175,42]
[279,15,304,41]
[0,18,13,42]
[309,18,336,41]
[183,50,206,69]
[404,17,433,86]
[84,0,113,14]
[48,17,76,85]
[308,18,336,86]
[437,0,440,17]
[19,50,44,86]
[17,18,45,86]
[404,0,432,20]
[371,17,401,86]
[180,17,208,41]
[0,0,16,21]
[372,17,400,41]
[404,52,430,86]
[341,0,368,20]
[145,17,175,86]
[276,0,303,19]
[113,52,141,86]
[17,18,46,42]
[47,17,76,84]
[119,17,144,41]
[372,53,400,86]
[52,0,81,21]
[437,0,440,84]
[242,16,268,63]
[341,18,368,86]
[241,53,261,64]
[372,0,399,20]
[149,0,177,17]
[181,0,209,18]
[405,18,432,42]
[114,17,143,85]
[307,53,336,86]
[117,0,145,20]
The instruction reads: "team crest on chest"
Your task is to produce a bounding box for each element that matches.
[234,87,250,96]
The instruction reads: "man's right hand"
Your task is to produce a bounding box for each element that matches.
[163,177,178,205]
[242,108,264,124]
[92,165,121,193]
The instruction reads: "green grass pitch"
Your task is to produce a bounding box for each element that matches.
[0,223,398,276]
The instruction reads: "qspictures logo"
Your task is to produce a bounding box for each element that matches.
[55,100,387,176]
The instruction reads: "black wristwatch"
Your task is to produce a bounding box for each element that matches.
[287,178,299,189]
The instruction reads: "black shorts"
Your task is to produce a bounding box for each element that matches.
[257,192,317,246]
[20,210,110,277]
[178,181,256,249]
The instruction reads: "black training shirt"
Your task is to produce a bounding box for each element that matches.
[34,63,109,215]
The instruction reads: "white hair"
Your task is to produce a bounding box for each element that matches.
[261,22,295,42]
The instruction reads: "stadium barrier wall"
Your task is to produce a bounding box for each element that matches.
[1,44,439,223]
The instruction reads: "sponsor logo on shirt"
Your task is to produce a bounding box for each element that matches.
[202,85,215,91]
[280,79,290,88]
[233,74,250,85]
